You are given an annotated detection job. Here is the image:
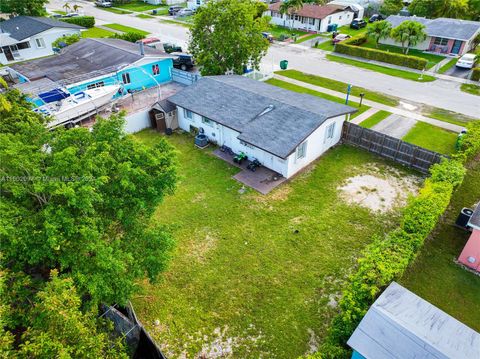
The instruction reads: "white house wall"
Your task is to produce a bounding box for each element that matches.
[177,106,347,179]
[0,27,82,65]
[267,10,354,33]
[286,115,345,178]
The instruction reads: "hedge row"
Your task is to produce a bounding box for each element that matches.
[60,16,95,28]
[472,67,480,82]
[310,121,480,359]
[335,34,428,70]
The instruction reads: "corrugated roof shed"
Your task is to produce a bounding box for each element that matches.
[167,75,356,159]
[386,16,480,41]
[347,282,480,359]
[10,38,171,84]
[0,16,84,41]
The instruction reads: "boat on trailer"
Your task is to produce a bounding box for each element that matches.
[35,85,121,127]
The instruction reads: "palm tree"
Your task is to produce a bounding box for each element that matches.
[279,0,304,30]
[62,2,71,14]
[367,20,392,48]
[73,4,82,14]
[390,20,427,55]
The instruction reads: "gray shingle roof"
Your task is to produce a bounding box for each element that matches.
[168,76,356,158]
[10,38,171,84]
[386,15,480,41]
[347,282,480,359]
[0,16,84,41]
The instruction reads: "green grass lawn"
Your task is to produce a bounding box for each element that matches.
[400,158,480,332]
[160,19,192,28]
[359,38,445,69]
[265,78,370,119]
[423,107,479,127]
[461,83,480,96]
[295,33,319,44]
[326,54,436,82]
[112,0,160,11]
[136,13,154,19]
[269,25,308,40]
[275,69,400,107]
[99,7,132,14]
[437,57,457,74]
[81,27,115,38]
[103,23,150,36]
[359,110,391,128]
[132,131,414,358]
[315,39,335,51]
[334,24,369,37]
[402,121,458,154]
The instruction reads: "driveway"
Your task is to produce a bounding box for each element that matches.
[443,65,473,79]
[371,114,417,139]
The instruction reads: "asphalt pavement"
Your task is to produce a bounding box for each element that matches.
[48,0,480,118]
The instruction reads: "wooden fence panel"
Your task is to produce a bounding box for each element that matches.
[341,122,445,173]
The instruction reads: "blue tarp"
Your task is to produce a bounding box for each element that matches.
[38,88,70,103]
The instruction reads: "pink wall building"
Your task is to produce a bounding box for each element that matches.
[458,205,480,272]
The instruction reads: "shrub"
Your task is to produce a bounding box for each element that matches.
[472,67,480,81]
[313,126,480,358]
[335,34,428,70]
[60,16,95,28]
[111,32,146,43]
[52,34,80,49]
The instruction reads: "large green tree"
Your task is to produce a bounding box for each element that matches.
[380,0,403,16]
[189,0,270,75]
[0,90,177,306]
[0,0,48,16]
[409,0,470,19]
[367,20,392,48]
[390,20,427,55]
[279,0,304,30]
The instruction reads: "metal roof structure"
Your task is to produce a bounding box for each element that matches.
[168,75,356,159]
[0,16,83,41]
[347,282,480,359]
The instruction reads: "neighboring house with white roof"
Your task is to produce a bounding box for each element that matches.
[382,15,480,55]
[348,282,480,359]
[166,75,357,179]
[0,16,84,65]
[265,2,356,33]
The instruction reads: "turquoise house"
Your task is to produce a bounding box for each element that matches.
[8,38,174,106]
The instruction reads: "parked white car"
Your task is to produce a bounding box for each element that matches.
[456,54,477,69]
[176,8,194,17]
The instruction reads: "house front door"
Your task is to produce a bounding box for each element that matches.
[451,40,462,54]
[2,46,14,61]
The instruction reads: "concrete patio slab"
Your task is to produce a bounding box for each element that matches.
[212,149,286,194]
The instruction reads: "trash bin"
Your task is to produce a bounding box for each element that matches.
[280,60,288,70]
[456,129,467,151]
[152,9,157,15]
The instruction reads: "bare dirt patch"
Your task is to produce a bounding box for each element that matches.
[338,165,420,213]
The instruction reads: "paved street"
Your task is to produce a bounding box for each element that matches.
[48,0,479,118]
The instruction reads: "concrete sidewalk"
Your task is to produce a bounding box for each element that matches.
[274,74,464,133]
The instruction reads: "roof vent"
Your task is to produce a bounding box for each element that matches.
[256,104,275,118]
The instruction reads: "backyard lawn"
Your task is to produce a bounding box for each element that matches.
[103,23,150,36]
[132,131,418,358]
[400,157,480,332]
[326,54,436,82]
[265,78,371,119]
[402,121,458,154]
[81,27,115,38]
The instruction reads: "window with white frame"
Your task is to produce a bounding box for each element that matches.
[328,17,332,24]
[309,18,315,25]
[35,38,46,48]
[184,109,193,120]
[296,141,307,160]
[325,122,336,142]
[433,37,448,46]
[201,116,213,126]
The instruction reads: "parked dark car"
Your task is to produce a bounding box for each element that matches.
[369,14,384,23]
[163,43,183,53]
[350,18,367,29]
[172,52,195,71]
[168,6,183,15]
